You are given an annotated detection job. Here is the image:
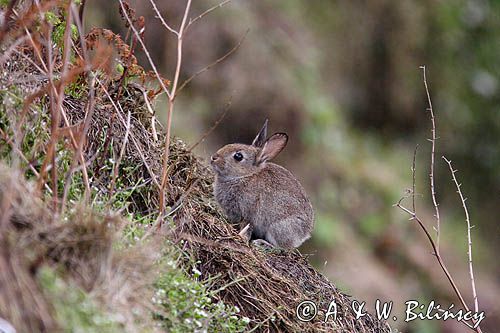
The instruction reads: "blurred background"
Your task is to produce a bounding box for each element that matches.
[87,1,499,331]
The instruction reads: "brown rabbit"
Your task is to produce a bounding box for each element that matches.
[210,120,314,249]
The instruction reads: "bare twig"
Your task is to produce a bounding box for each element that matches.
[56,2,77,203]
[13,48,46,74]
[158,0,192,213]
[109,112,132,200]
[147,0,178,37]
[29,0,73,206]
[142,89,158,141]
[21,23,49,72]
[411,144,418,213]
[186,0,232,31]
[443,156,479,314]
[118,0,172,100]
[420,65,441,250]
[61,3,95,209]
[189,97,232,151]
[395,67,482,333]
[46,8,60,212]
[176,29,248,97]
[395,200,481,332]
[119,0,185,214]
[68,3,94,202]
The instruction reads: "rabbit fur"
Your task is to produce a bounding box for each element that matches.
[210,120,314,249]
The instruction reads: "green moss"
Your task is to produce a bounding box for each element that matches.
[38,267,122,332]
[45,11,61,26]
[152,259,249,333]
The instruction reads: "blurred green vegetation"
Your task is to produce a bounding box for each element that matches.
[39,267,123,333]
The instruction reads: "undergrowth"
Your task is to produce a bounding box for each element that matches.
[153,256,250,333]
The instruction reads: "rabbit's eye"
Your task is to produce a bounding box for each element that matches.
[233,152,243,162]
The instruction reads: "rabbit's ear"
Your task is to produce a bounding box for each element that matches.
[256,133,288,165]
[252,119,268,147]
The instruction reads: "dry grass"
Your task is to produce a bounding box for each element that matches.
[0,163,160,333]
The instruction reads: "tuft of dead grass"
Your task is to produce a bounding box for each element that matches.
[0,164,160,333]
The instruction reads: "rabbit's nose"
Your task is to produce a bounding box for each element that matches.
[211,154,219,162]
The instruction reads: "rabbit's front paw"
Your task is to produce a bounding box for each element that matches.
[252,239,285,254]
[251,239,275,250]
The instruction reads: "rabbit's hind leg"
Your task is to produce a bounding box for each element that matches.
[266,218,310,249]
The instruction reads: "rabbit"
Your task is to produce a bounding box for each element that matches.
[210,120,314,249]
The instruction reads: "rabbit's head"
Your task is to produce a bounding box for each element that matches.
[211,120,288,180]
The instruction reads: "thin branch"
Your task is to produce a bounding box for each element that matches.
[61,3,95,209]
[395,200,480,332]
[169,0,191,100]
[57,2,79,204]
[176,29,248,97]
[118,0,172,100]
[420,65,441,250]
[70,2,94,199]
[158,0,192,213]
[189,97,232,151]
[395,202,457,305]
[186,0,232,31]
[142,89,158,141]
[47,9,59,212]
[123,0,236,214]
[22,24,49,72]
[411,144,419,213]
[119,0,187,214]
[13,48,46,74]
[443,156,479,314]
[109,111,131,201]
[395,67,482,333]
[29,1,62,201]
[147,0,178,37]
